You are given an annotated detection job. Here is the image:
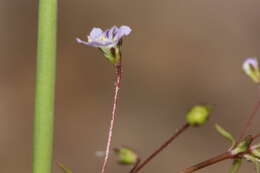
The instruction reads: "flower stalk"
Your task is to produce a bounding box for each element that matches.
[101,59,122,173]
[239,58,260,142]
[33,0,57,172]
[77,25,131,173]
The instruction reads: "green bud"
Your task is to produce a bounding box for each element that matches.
[186,105,212,126]
[114,147,138,165]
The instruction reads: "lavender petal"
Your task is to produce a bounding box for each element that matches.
[89,27,103,40]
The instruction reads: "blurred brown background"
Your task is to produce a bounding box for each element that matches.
[1,0,260,172]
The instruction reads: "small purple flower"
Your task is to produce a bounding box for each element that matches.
[242,57,260,83]
[77,25,131,64]
[76,25,131,48]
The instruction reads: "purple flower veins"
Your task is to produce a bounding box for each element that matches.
[76,25,131,48]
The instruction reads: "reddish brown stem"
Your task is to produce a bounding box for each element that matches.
[238,97,260,142]
[177,152,233,173]
[129,158,141,173]
[101,60,122,173]
[253,133,260,140]
[131,123,190,173]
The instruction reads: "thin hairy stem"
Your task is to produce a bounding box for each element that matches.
[239,97,260,142]
[177,152,233,173]
[131,123,190,173]
[101,60,122,173]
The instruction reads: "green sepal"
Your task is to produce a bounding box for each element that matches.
[57,162,73,173]
[114,147,138,165]
[228,159,242,173]
[100,46,121,65]
[215,124,235,147]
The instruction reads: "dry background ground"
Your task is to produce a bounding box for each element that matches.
[0,0,260,172]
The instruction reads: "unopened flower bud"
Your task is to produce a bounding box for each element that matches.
[242,57,260,83]
[114,147,138,165]
[186,105,212,126]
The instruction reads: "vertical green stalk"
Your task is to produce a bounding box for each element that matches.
[33,0,57,173]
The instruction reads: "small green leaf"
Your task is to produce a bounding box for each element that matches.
[253,144,260,150]
[57,162,73,173]
[255,144,260,149]
[256,162,260,173]
[252,148,260,158]
[215,124,235,147]
[114,147,138,165]
[244,154,260,173]
[228,159,242,173]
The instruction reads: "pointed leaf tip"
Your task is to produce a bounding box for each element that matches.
[215,124,235,147]
[244,154,260,173]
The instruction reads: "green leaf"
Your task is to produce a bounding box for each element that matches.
[228,159,242,173]
[215,124,235,147]
[57,162,73,173]
[244,154,260,173]
[254,144,260,149]
[256,161,260,173]
[252,148,260,158]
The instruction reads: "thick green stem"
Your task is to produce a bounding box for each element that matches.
[33,0,57,173]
